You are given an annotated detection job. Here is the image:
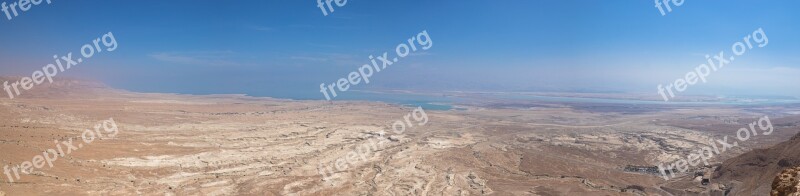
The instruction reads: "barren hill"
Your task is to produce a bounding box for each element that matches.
[0,76,119,99]
[714,132,800,195]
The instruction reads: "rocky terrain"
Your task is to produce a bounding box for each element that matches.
[772,166,800,196]
[0,78,798,195]
[710,131,800,195]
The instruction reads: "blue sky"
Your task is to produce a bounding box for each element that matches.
[0,0,798,99]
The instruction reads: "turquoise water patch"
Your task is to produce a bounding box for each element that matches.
[401,101,453,111]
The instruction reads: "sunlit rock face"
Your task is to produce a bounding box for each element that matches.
[772,166,800,196]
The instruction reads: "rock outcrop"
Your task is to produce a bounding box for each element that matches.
[772,166,800,196]
[714,133,800,195]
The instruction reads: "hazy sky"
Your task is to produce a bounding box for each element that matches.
[0,0,798,99]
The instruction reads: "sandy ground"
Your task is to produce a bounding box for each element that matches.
[0,82,798,195]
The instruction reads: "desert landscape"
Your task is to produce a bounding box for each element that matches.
[0,78,797,195]
[1,1,798,195]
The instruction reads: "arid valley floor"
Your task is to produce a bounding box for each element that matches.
[1,79,798,195]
